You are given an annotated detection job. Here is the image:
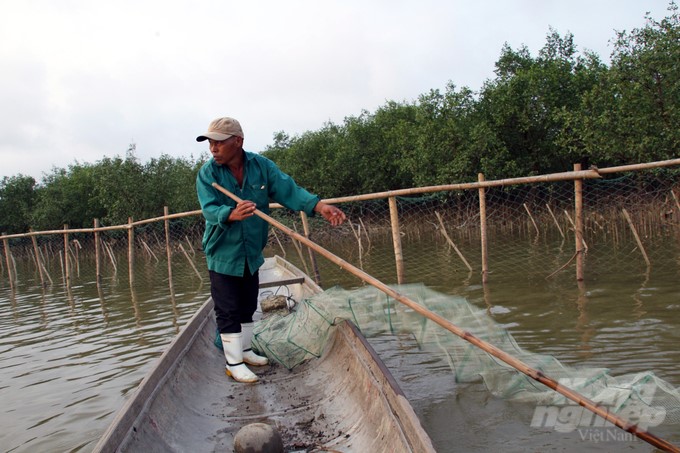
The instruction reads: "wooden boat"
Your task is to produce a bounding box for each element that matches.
[93,256,436,452]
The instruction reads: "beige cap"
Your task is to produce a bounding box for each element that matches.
[196,117,244,142]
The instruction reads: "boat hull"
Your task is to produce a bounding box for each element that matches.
[94,256,435,452]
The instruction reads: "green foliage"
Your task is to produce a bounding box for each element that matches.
[0,174,37,234]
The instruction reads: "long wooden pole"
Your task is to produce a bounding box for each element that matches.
[388,196,405,284]
[622,208,651,268]
[2,234,14,290]
[212,181,679,453]
[30,230,46,287]
[63,224,71,287]
[574,164,585,282]
[478,173,489,284]
[94,219,102,284]
[164,206,175,298]
[300,211,321,285]
[128,217,135,287]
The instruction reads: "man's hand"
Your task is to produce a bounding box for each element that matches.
[314,202,346,227]
[228,200,257,222]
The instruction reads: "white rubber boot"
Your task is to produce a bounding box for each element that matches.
[241,322,269,366]
[220,333,258,383]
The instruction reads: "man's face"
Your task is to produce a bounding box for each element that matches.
[209,136,242,166]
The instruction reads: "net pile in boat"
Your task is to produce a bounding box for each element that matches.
[251,284,680,428]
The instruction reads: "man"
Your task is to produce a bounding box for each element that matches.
[195,117,346,383]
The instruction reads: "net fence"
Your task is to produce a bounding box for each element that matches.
[1,162,679,437]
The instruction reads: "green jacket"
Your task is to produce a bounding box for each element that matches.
[196,151,320,276]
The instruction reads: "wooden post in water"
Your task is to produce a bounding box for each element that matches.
[63,224,71,287]
[164,206,175,297]
[574,164,585,282]
[622,208,651,268]
[128,217,135,287]
[30,230,46,287]
[2,234,14,290]
[300,211,321,285]
[388,196,405,284]
[478,173,489,284]
[94,219,102,284]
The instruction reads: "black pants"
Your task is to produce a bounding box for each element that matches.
[209,268,259,334]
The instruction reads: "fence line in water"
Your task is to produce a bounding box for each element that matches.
[1,158,679,293]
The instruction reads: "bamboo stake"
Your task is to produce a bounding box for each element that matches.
[388,196,405,284]
[212,181,679,453]
[94,219,102,284]
[59,250,65,286]
[349,221,364,270]
[300,211,321,285]
[564,210,589,251]
[63,225,71,287]
[271,229,286,258]
[671,189,680,214]
[622,208,651,268]
[30,231,46,287]
[1,235,11,290]
[574,164,585,282]
[291,223,311,277]
[435,211,472,271]
[184,235,195,256]
[546,204,565,239]
[179,243,203,281]
[523,203,540,236]
[478,173,489,284]
[358,217,372,254]
[70,239,81,278]
[128,217,135,287]
[38,245,53,284]
[102,240,118,272]
[141,239,159,262]
[164,206,175,298]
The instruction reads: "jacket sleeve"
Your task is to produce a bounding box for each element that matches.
[196,164,233,229]
[263,158,319,215]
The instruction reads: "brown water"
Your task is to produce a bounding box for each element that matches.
[0,235,679,452]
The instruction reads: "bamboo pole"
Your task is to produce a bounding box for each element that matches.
[164,206,175,298]
[300,211,321,285]
[358,217,372,254]
[128,217,135,287]
[622,208,651,268]
[179,243,203,281]
[2,234,14,290]
[290,223,311,276]
[388,196,405,284]
[103,241,118,273]
[671,189,680,214]
[271,229,287,258]
[30,230,46,287]
[546,204,565,238]
[349,221,364,270]
[94,219,101,284]
[478,173,489,284]
[211,181,679,453]
[63,224,71,287]
[523,203,540,236]
[435,211,472,271]
[574,164,584,282]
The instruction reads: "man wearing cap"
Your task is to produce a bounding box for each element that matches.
[195,117,346,383]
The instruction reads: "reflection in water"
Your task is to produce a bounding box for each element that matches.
[575,280,594,359]
[0,236,679,452]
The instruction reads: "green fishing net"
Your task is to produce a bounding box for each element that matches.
[251,284,680,429]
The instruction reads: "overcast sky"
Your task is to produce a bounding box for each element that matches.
[0,0,673,181]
